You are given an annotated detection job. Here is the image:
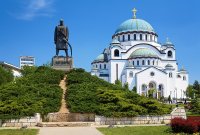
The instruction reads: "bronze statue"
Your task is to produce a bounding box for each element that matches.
[54,19,72,57]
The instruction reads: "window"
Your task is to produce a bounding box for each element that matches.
[146,34,148,41]
[128,34,130,41]
[129,71,133,77]
[104,64,106,69]
[123,35,125,42]
[168,51,173,57]
[134,34,136,40]
[96,65,98,68]
[133,61,135,66]
[177,75,181,78]
[150,72,155,76]
[114,49,119,57]
[183,76,186,80]
[140,34,142,40]
[153,60,155,65]
[150,35,152,41]
[148,60,150,65]
[137,60,139,66]
[169,72,173,78]
[142,60,145,65]
[100,64,102,69]
[118,36,120,41]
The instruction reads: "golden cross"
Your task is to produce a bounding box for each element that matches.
[132,8,137,19]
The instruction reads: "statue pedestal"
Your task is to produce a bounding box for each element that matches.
[52,56,73,72]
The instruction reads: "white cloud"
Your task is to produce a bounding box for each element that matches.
[15,0,55,20]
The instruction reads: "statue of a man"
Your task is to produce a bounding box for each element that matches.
[54,19,69,56]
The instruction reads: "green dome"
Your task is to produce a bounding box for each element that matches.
[94,54,104,62]
[129,48,158,59]
[115,19,155,34]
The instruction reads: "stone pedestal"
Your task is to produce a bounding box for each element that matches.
[52,56,73,72]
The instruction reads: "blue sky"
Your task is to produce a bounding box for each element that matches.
[0,0,199,84]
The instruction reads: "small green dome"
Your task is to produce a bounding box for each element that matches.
[93,54,104,62]
[129,48,158,58]
[115,19,155,34]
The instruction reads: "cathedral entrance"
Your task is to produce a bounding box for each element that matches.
[148,82,156,98]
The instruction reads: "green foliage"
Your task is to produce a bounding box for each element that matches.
[191,98,200,114]
[0,66,64,119]
[132,86,137,93]
[123,82,129,90]
[115,80,122,87]
[186,85,195,99]
[0,66,14,86]
[148,89,156,98]
[66,69,171,117]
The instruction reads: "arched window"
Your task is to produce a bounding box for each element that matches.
[114,49,119,57]
[133,61,135,66]
[158,84,164,97]
[142,84,147,96]
[177,75,181,78]
[140,34,142,40]
[118,36,120,41]
[168,51,173,57]
[169,72,173,78]
[148,60,150,65]
[129,71,133,77]
[183,76,186,80]
[145,34,148,41]
[153,60,155,65]
[142,60,145,65]
[104,64,106,69]
[128,34,130,41]
[137,60,139,66]
[150,35,152,41]
[100,64,102,69]
[96,65,98,68]
[134,34,136,40]
[123,35,125,42]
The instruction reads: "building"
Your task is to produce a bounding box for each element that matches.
[20,56,35,68]
[91,9,189,99]
[0,61,21,77]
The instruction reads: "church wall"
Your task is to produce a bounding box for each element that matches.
[176,73,189,99]
[109,60,126,83]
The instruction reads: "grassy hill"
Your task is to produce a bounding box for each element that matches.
[66,69,171,117]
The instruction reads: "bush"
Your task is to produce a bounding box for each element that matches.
[0,66,65,119]
[66,69,171,117]
[171,117,200,134]
[0,66,14,86]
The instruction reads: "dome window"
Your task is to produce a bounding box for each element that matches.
[128,34,130,41]
[168,51,173,57]
[153,60,155,65]
[142,60,145,65]
[137,60,139,66]
[140,34,142,40]
[134,34,136,40]
[169,72,173,78]
[133,61,135,66]
[183,76,186,80]
[145,34,148,41]
[123,35,125,42]
[104,64,106,69]
[148,60,150,65]
[118,36,120,41]
[100,64,102,69]
[114,49,119,57]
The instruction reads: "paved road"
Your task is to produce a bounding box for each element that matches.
[39,127,103,135]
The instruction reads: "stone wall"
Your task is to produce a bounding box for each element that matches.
[95,108,187,125]
[47,113,95,122]
[0,113,41,127]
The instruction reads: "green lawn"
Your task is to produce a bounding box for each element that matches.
[98,126,172,135]
[0,129,39,135]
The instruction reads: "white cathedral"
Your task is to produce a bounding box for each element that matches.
[91,9,189,99]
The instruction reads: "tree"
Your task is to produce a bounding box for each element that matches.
[21,66,36,76]
[168,95,172,104]
[186,85,195,99]
[124,82,129,90]
[0,66,14,86]
[193,80,200,95]
[115,80,122,87]
[132,86,137,93]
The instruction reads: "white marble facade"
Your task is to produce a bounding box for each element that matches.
[91,10,188,99]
